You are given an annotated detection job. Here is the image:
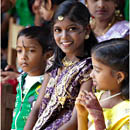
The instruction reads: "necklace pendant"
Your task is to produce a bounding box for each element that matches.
[62,56,78,67]
[58,96,67,108]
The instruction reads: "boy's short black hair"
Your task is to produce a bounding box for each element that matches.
[17,26,52,54]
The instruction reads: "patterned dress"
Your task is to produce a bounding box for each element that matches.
[97,20,130,42]
[33,57,92,130]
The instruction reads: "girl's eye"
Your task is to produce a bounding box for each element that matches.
[93,68,100,73]
[54,28,61,33]
[68,27,77,31]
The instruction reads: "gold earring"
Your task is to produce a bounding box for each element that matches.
[85,34,89,40]
[115,10,123,18]
[85,1,88,7]
[89,17,96,27]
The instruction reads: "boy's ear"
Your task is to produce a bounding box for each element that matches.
[46,0,52,10]
[44,50,53,60]
[116,71,125,84]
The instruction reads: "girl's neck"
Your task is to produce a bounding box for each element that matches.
[65,55,79,61]
[93,16,116,36]
[100,91,123,108]
[65,49,84,61]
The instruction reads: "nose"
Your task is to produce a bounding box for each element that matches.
[61,30,68,40]
[90,69,94,79]
[97,0,105,8]
[21,50,27,60]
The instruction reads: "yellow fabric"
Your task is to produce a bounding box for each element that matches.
[89,91,130,130]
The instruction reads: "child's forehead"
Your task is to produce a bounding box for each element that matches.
[54,16,81,26]
[17,36,40,46]
[17,37,41,47]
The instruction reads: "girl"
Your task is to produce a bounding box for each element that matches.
[11,26,53,130]
[1,0,78,82]
[85,0,130,42]
[76,38,130,130]
[24,1,98,130]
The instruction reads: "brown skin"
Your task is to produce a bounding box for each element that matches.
[58,79,93,130]
[75,55,125,130]
[86,0,118,36]
[85,0,130,38]
[24,73,50,130]
[76,91,106,130]
[25,9,92,129]
[24,72,93,130]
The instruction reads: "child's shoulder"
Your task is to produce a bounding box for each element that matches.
[17,72,28,82]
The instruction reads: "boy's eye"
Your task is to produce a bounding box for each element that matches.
[29,49,36,52]
[92,0,98,2]
[16,49,22,53]
[105,0,112,1]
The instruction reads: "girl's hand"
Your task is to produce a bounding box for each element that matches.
[80,91,103,121]
[76,91,106,130]
[75,91,88,117]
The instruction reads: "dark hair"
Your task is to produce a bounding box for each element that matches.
[115,0,125,19]
[47,1,97,72]
[44,0,78,6]
[28,0,35,15]
[91,38,129,99]
[17,26,52,54]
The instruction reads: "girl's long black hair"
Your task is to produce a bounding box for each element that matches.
[47,1,98,72]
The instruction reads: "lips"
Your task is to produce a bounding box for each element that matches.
[21,62,28,67]
[96,10,107,15]
[61,41,73,47]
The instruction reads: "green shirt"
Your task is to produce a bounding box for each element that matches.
[8,0,34,26]
[11,73,43,130]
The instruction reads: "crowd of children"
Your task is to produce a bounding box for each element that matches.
[1,0,129,130]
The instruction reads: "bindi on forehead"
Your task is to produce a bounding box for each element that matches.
[22,40,25,48]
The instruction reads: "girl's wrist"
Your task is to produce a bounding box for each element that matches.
[77,111,88,118]
[93,116,106,130]
[89,108,103,120]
